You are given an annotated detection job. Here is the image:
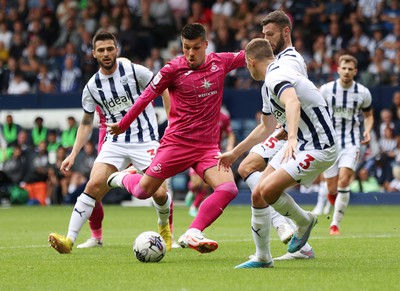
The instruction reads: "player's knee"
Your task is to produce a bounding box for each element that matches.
[238,161,251,179]
[216,181,238,197]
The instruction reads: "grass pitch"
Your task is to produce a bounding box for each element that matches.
[1,204,399,291]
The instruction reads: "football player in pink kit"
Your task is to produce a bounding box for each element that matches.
[106,23,245,253]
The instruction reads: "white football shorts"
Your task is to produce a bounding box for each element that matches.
[269,143,338,187]
[323,145,360,178]
[94,140,159,171]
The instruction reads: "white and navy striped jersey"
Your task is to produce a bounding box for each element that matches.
[261,47,307,116]
[275,47,308,78]
[82,60,159,143]
[320,79,372,148]
[264,62,337,151]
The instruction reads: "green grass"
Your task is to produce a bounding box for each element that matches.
[1,204,399,291]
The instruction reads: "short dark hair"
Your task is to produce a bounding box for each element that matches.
[181,23,206,41]
[92,31,117,49]
[261,10,292,31]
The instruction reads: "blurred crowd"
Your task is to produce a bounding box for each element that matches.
[0,0,399,95]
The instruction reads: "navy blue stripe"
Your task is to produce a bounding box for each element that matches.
[107,76,125,142]
[130,63,156,141]
[297,128,307,151]
[118,63,134,142]
[314,106,335,147]
[300,108,322,150]
[270,98,285,112]
[340,90,348,148]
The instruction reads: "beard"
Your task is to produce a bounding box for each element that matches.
[273,35,285,55]
[99,56,116,71]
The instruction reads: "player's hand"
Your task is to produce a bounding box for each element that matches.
[60,155,75,175]
[106,122,124,136]
[281,138,297,163]
[215,151,236,172]
[361,131,371,145]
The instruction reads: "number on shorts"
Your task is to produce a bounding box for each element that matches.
[147,148,156,160]
[264,136,279,149]
[298,154,315,170]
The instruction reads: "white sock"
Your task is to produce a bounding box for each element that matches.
[67,193,96,243]
[251,207,272,262]
[245,171,262,192]
[314,181,328,211]
[68,184,77,194]
[332,187,350,227]
[270,207,291,229]
[152,192,171,226]
[271,192,311,237]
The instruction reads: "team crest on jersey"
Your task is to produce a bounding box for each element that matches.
[211,62,217,72]
[151,163,162,174]
[120,76,129,85]
[201,78,213,90]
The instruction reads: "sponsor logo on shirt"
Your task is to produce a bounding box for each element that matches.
[151,72,162,89]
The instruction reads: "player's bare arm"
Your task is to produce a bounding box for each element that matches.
[279,87,300,162]
[217,114,276,170]
[361,109,374,145]
[60,112,94,175]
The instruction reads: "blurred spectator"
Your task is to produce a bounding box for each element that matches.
[39,11,60,48]
[211,0,235,32]
[31,116,48,147]
[0,126,6,162]
[350,167,381,193]
[55,0,78,27]
[1,114,21,148]
[46,130,61,165]
[144,48,164,75]
[386,164,400,192]
[347,22,370,52]
[61,116,77,151]
[0,145,28,186]
[68,141,96,194]
[325,21,344,59]
[59,55,81,93]
[19,43,40,85]
[367,24,386,58]
[16,129,33,156]
[379,109,395,138]
[391,91,400,122]
[47,145,70,204]
[309,34,331,83]
[215,25,236,52]
[7,70,31,94]
[379,0,400,33]
[78,30,96,84]
[187,0,212,27]
[377,126,397,186]
[36,63,57,93]
[356,0,384,25]
[0,57,18,93]
[9,32,26,60]
[362,47,392,86]
[0,21,12,50]
[78,7,97,35]
[382,19,400,62]
[50,17,81,58]
[133,0,156,61]
[168,0,189,31]
[0,40,8,63]
[118,14,137,60]
[95,14,118,36]
[22,140,49,205]
[150,0,176,48]
[392,47,400,85]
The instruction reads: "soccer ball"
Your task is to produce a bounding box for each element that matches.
[133,231,166,263]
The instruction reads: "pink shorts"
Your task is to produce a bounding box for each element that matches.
[145,135,220,180]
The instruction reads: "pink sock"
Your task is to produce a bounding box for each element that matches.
[122,173,151,199]
[193,189,207,208]
[189,182,238,231]
[89,202,104,239]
